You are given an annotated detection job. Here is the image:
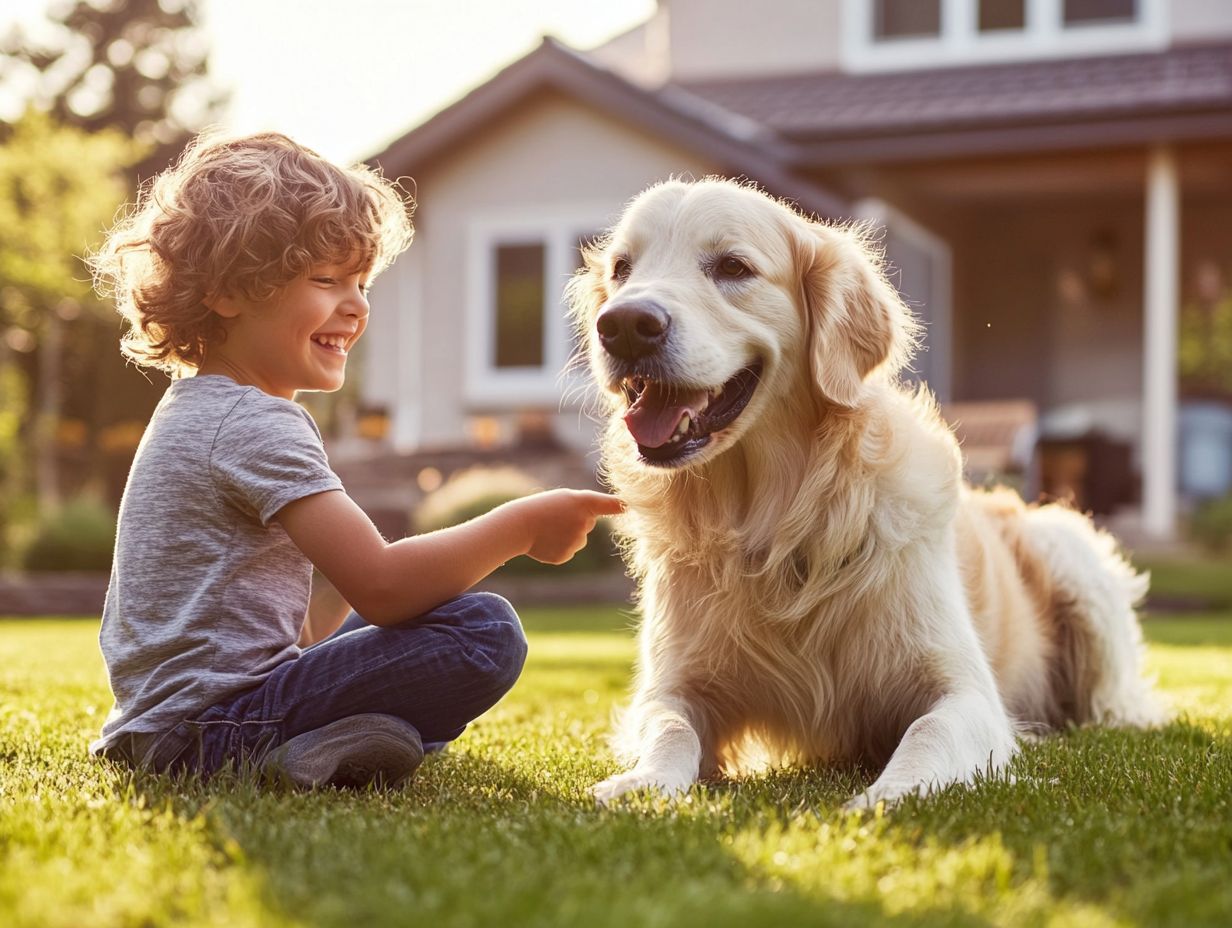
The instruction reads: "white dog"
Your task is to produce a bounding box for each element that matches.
[568,178,1162,809]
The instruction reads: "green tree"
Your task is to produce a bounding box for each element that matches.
[0,110,134,556]
[1179,293,1232,399]
[0,0,224,179]
[0,0,225,558]
[0,362,26,563]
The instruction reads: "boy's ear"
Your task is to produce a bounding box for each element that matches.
[203,291,243,319]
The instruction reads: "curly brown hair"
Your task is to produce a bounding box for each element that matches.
[90,129,414,377]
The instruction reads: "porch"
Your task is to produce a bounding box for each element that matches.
[842,140,1232,537]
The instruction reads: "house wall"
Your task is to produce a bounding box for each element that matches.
[585,12,671,86]
[658,0,1232,81]
[363,90,722,453]
[361,241,422,449]
[665,0,1232,83]
[1171,0,1232,41]
[950,199,1144,447]
[666,0,843,80]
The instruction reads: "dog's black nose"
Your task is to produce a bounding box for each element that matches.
[596,301,671,361]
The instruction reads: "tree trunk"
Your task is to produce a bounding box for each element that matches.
[34,313,62,512]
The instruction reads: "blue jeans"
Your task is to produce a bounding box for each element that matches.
[132,592,527,778]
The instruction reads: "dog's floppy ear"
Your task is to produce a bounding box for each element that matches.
[793,219,917,408]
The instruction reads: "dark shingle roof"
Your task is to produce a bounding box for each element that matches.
[679,41,1232,140]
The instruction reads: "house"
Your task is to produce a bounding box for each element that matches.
[354,0,1232,540]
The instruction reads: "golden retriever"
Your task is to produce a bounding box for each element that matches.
[567,178,1162,809]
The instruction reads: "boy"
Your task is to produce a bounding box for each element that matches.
[88,131,621,789]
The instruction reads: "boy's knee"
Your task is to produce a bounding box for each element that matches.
[453,592,528,693]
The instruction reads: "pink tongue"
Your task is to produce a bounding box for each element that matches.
[624,383,710,448]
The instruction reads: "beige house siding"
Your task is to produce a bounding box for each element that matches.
[591,0,1232,86]
[665,0,843,80]
[585,13,671,86]
[362,90,723,452]
[1171,0,1232,41]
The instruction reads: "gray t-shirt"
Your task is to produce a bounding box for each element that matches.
[91,375,344,754]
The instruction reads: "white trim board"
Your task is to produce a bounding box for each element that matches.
[842,0,1169,73]
[465,206,616,409]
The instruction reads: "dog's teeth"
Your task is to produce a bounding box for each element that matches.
[676,413,691,437]
[710,386,723,400]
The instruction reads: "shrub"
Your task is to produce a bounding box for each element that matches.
[413,466,619,574]
[22,496,116,572]
[1189,494,1232,554]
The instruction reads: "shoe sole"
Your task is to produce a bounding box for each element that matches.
[262,714,424,789]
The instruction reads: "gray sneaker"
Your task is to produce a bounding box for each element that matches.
[261,714,424,789]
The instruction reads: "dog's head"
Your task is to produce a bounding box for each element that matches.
[568,178,917,470]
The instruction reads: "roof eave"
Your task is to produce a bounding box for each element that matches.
[784,108,1232,167]
[366,37,849,219]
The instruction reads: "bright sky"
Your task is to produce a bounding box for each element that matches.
[5,0,657,163]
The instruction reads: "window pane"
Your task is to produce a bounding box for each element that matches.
[873,0,941,39]
[1063,0,1137,25]
[979,0,1026,31]
[494,243,544,368]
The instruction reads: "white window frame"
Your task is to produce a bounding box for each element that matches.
[842,0,1168,73]
[465,207,614,408]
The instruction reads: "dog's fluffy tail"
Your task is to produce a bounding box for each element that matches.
[1023,504,1165,728]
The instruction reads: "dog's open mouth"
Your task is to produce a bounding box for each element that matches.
[619,362,763,466]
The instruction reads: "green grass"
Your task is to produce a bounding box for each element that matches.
[1136,553,1232,610]
[2,608,1231,927]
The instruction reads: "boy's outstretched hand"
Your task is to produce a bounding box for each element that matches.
[277,485,624,628]
[504,490,626,565]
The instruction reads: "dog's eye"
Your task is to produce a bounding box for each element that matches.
[611,257,632,283]
[714,256,752,281]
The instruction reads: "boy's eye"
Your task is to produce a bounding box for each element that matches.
[312,277,336,285]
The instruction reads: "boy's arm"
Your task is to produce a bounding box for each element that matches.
[275,487,623,626]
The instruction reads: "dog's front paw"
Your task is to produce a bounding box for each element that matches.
[842,780,918,814]
[842,791,885,814]
[592,768,693,805]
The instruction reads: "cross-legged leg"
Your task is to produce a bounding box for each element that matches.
[160,592,528,779]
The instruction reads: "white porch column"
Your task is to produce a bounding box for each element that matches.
[1142,145,1180,539]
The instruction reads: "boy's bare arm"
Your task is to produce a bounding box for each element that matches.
[275,488,623,626]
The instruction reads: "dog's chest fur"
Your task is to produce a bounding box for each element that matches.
[612,389,964,767]
[633,506,945,767]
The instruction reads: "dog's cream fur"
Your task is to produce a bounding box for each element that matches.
[568,178,1162,808]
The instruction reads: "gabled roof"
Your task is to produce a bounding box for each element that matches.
[681,41,1232,165]
[367,37,847,218]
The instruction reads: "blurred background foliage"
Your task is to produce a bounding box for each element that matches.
[0,0,226,178]
[415,466,619,576]
[0,0,223,568]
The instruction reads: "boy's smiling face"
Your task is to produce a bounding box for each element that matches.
[200,262,370,399]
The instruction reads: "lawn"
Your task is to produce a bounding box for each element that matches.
[2,607,1230,928]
